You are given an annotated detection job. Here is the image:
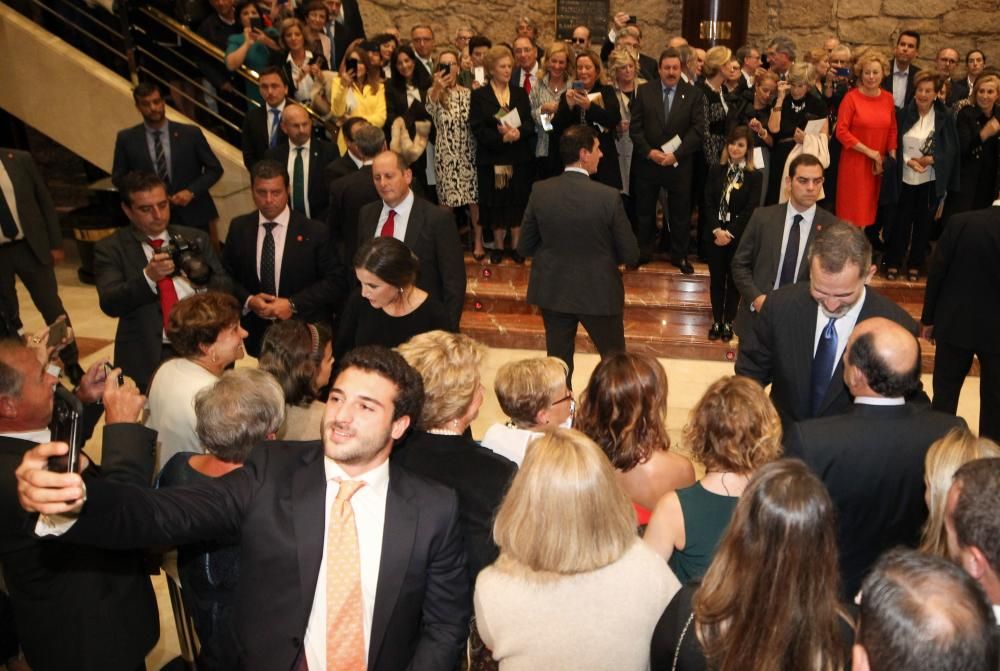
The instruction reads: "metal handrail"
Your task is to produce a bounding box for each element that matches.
[24,0,128,63]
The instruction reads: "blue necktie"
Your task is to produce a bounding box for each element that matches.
[269,108,281,147]
[663,87,673,119]
[810,317,838,417]
[779,214,803,287]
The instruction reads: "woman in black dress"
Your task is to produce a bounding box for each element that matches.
[470,45,536,263]
[766,62,827,204]
[948,73,1000,216]
[334,237,451,358]
[552,49,622,190]
[384,44,434,193]
[702,126,763,341]
[727,69,777,206]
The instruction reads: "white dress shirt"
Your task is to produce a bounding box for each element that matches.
[901,111,935,185]
[854,396,905,406]
[892,62,910,108]
[303,458,390,671]
[286,139,313,218]
[141,231,200,340]
[773,203,816,290]
[519,62,539,90]
[375,190,415,241]
[0,159,24,241]
[812,286,867,380]
[255,205,291,295]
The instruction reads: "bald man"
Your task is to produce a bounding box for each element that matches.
[785,317,966,598]
[265,103,339,221]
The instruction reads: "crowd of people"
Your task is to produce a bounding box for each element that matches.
[1,4,1000,670]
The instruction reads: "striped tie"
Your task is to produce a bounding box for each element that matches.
[153,130,169,186]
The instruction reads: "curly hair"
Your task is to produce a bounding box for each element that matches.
[574,352,670,472]
[335,345,423,422]
[166,292,241,358]
[258,320,333,405]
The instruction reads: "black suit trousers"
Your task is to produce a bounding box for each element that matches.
[705,237,740,324]
[633,178,691,261]
[932,341,1000,441]
[541,309,626,386]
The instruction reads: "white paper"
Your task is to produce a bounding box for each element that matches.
[752,147,765,169]
[902,136,923,160]
[804,118,826,135]
[474,66,486,85]
[540,112,553,132]
[661,134,682,154]
[498,107,522,129]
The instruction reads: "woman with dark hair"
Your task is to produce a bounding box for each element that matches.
[574,352,696,526]
[147,291,248,471]
[225,0,281,103]
[373,32,399,79]
[277,17,327,102]
[728,69,777,206]
[258,319,333,441]
[650,459,854,671]
[384,44,435,191]
[702,126,762,341]
[313,37,386,154]
[644,376,782,582]
[334,237,450,357]
[552,50,622,189]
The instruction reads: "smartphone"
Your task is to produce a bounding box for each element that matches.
[438,62,451,75]
[48,386,83,473]
[834,67,851,77]
[249,16,263,31]
[346,57,359,73]
[627,15,638,24]
[46,317,68,348]
[104,362,125,387]
[572,80,586,90]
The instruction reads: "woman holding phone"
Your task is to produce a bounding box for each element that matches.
[277,17,328,103]
[225,1,281,103]
[314,38,386,154]
[766,62,826,204]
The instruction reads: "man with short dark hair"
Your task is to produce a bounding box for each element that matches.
[15,345,472,671]
[410,24,435,74]
[629,48,707,271]
[854,549,997,670]
[736,44,760,89]
[884,31,921,109]
[112,83,223,232]
[326,116,369,182]
[323,0,365,70]
[512,36,539,93]
[241,67,290,171]
[945,457,1000,620]
[265,103,339,220]
[95,172,231,391]
[600,13,657,81]
[952,49,987,103]
[517,125,639,383]
[328,123,385,264]
[785,317,965,597]
[736,220,919,429]
[223,159,347,356]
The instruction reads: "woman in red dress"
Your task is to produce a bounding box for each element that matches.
[835,50,897,228]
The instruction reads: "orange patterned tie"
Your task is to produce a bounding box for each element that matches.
[326,479,367,670]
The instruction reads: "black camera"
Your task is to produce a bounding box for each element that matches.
[162,234,213,286]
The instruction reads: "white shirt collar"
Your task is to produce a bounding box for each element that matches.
[258,205,291,226]
[788,201,817,218]
[0,428,52,443]
[290,138,311,152]
[564,166,589,176]
[348,150,365,168]
[854,396,906,406]
[383,189,415,218]
[323,455,390,494]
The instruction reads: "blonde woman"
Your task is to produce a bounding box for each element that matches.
[395,331,517,578]
[277,17,327,102]
[919,426,1000,557]
[608,46,645,204]
[474,428,680,670]
[766,61,827,204]
[314,38,386,154]
[698,46,733,165]
[529,41,574,179]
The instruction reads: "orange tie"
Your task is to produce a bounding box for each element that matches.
[326,479,367,670]
[380,209,396,238]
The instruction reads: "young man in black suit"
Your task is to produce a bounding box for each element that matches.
[265,103,339,221]
[785,317,965,598]
[357,151,466,329]
[517,125,639,384]
[0,342,158,671]
[883,30,921,109]
[735,221,918,430]
[328,122,384,265]
[223,159,347,356]
[112,83,223,232]
[240,67,288,171]
[16,346,471,671]
[629,47,707,272]
[95,172,232,392]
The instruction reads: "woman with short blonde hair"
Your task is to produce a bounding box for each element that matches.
[475,428,680,669]
[529,41,574,181]
[395,330,485,431]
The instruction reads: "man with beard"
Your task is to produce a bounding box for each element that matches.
[735,220,918,431]
[14,345,470,671]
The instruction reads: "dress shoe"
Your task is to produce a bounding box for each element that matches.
[721,322,734,342]
[672,257,694,274]
[509,249,525,264]
[708,322,722,340]
[489,250,504,264]
[64,362,85,387]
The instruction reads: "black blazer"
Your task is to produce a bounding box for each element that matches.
[328,0,365,69]
[265,138,340,221]
[954,103,1000,203]
[786,403,966,597]
[599,41,658,82]
[326,153,360,183]
[922,205,1000,353]
[61,444,470,671]
[881,62,920,107]
[94,224,231,391]
[0,424,159,671]
[357,196,467,329]
[629,78,707,186]
[0,149,60,266]
[328,164,379,265]
[701,164,763,241]
[469,83,536,167]
[949,77,971,106]
[518,171,638,315]
[111,121,223,230]
[223,209,347,355]
[734,282,919,429]
[241,104,287,171]
[552,83,623,189]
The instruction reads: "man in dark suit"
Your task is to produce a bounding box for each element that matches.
[731,154,843,341]
[883,31,921,109]
[785,317,965,597]
[265,103,339,221]
[0,148,84,384]
[329,122,384,265]
[517,125,639,383]
[736,221,918,430]
[511,36,539,93]
[324,0,365,70]
[629,47,706,272]
[0,342,158,671]
[921,204,1000,441]
[240,67,289,171]
[600,14,658,82]
[16,345,471,671]
[224,159,347,356]
[95,172,231,392]
[326,116,369,183]
[112,83,223,232]
[358,151,466,329]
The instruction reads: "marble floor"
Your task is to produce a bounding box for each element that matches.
[5,245,983,669]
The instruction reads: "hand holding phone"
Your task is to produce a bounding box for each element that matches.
[48,386,83,473]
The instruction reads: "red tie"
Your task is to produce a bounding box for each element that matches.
[380,209,397,238]
[147,238,180,330]
[523,74,531,94]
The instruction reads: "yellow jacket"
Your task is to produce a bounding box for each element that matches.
[326,75,387,154]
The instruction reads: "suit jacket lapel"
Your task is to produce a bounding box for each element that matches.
[279,214,300,291]
[795,288,820,410]
[127,226,154,271]
[369,464,417,667]
[402,198,422,248]
[291,444,327,627]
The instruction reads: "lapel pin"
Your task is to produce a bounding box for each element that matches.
[297,235,304,242]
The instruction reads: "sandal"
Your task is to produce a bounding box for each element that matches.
[885,267,899,281]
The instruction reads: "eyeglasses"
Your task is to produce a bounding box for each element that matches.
[551,393,575,415]
[572,37,587,44]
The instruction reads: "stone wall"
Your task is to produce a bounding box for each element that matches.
[359,0,995,72]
